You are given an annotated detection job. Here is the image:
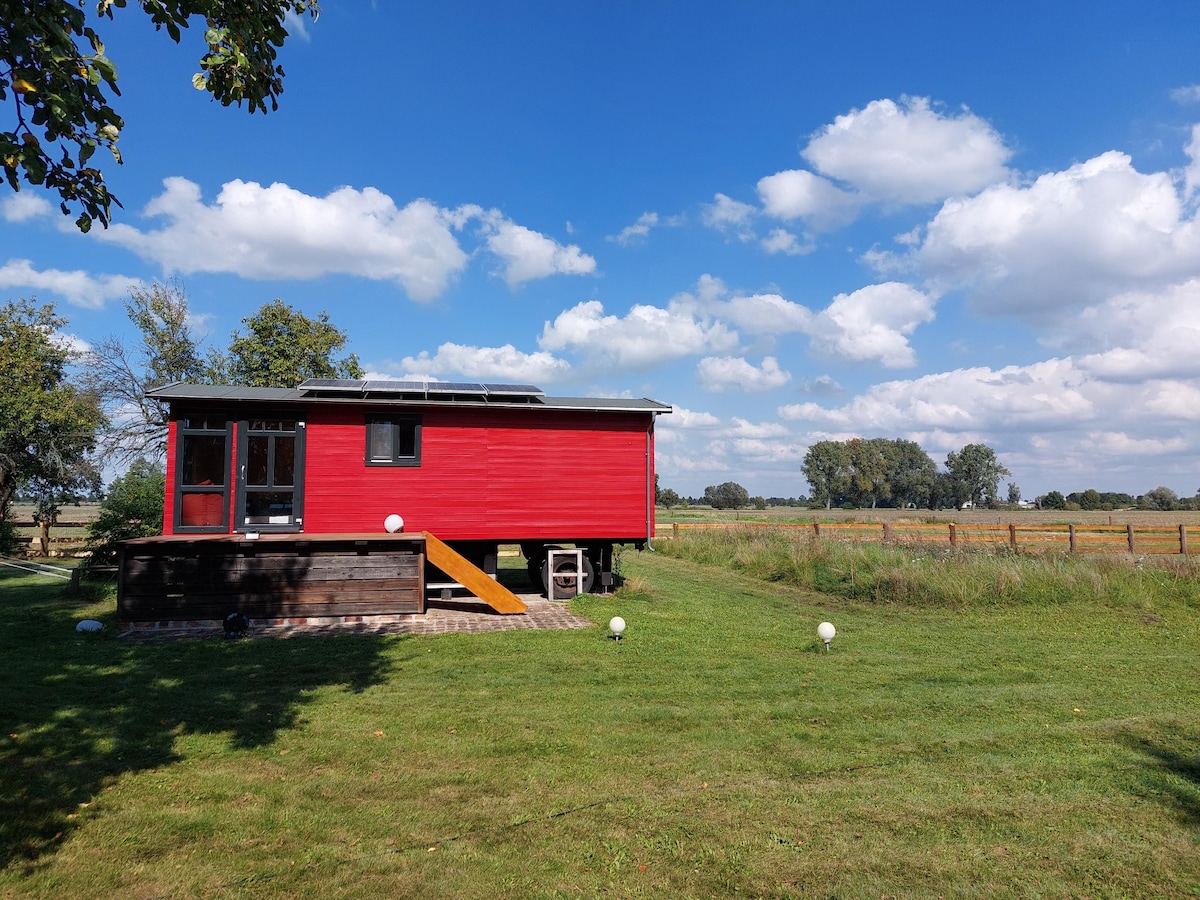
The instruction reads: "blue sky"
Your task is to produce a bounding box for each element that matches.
[6,1,1200,500]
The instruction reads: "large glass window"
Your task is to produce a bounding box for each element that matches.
[175,413,230,531]
[366,414,421,466]
[236,417,305,530]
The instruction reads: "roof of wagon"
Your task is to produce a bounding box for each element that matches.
[146,381,671,414]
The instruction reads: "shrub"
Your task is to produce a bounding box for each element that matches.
[83,459,165,568]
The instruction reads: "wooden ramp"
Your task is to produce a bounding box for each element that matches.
[422,532,528,615]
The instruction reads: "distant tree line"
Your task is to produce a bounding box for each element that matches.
[654,438,1014,512]
[1038,486,1200,512]
[802,438,1010,511]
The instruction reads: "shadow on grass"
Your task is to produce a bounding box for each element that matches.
[1120,728,1200,827]
[0,571,396,871]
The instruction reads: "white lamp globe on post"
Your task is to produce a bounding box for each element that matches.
[609,616,627,641]
[817,621,836,652]
[384,514,405,533]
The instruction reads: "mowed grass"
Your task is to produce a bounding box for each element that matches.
[0,549,1197,898]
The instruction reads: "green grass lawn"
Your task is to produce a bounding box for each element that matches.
[1,551,1197,898]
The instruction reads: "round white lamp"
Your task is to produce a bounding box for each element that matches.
[384,513,405,533]
[817,621,836,652]
[609,616,627,641]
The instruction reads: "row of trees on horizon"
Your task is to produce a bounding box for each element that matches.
[657,435,1199,513]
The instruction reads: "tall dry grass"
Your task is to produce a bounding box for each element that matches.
[655,525,1200,609]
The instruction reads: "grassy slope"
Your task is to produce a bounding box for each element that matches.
[0,554,1197,898]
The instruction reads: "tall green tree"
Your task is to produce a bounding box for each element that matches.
[883,439,938,508]
[0,299,104,521]
[945,443,1011,509]
[846,437,889,508]
[802,440,851,510]
[1,1,319,230]
[1041,490,1066,510]
[1139,486,1179,511]
[82,280,211,462]
[217,298,363,388]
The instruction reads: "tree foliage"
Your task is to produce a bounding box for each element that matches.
[82,280,211,463]
[0,299,104,523]
[1,1,319,231]
[944,443,1011,509]
[83,456,164,567]
[704,481,750,510]
[216,298,363,388]
[804,438,939,509]
[1041,490,1066,510]
[1139,485,1179,511]
[85,288,362,458]
[802,440,851,509]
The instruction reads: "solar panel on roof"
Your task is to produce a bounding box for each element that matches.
[426,382,488,394]
[483,383,545,397]
[300,378,366,392]
[363,380,428,393]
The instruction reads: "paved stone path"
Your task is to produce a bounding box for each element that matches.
[120,594,597,641]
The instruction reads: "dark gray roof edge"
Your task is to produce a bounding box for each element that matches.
[146,383,670,413]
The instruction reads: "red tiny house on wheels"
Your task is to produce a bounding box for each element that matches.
[152,379,669,597]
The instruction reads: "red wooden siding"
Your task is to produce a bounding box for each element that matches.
[302,406,653,541]
[164,403,657,543]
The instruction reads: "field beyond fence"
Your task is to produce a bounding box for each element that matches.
[662,519,1200,555]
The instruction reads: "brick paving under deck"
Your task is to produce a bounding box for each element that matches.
[119,593,597,641]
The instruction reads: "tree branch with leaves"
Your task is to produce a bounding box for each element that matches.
[1,0,318,231]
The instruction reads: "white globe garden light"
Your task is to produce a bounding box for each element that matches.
[817,621,836,651]
[384,514,405,533]
[609,616,627,641]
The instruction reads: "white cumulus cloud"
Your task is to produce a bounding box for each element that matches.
[911,149,1200,318]
[97,177,597,302]
[702,193,756,241]
[756,169,862,229]
[1,193,53,223]
[809,282,937,367]
[485,220,597,287]
[0,258,142,309]
[609,211,660,245]
[540,299,739,371]
[696,355,791,392]
[397,342,571,383]
[802,96,1012,205]
[760,228,814,256]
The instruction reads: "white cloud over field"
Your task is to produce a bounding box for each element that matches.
[97,178,595,302]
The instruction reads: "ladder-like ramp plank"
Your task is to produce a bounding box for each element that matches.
[422,532,528,615]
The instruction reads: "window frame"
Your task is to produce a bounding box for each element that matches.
[365,413,422,467]
[173,412,232,534]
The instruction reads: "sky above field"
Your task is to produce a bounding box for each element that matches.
[5,2,1200,500]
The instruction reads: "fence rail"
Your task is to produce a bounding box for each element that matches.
[10,520,90,557]
[662,521,1199,555]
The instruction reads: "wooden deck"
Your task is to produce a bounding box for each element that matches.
[118,533,427,625]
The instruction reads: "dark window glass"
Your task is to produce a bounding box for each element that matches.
[274,436,295,486]
[395,422,416,458]
[182,434,227,485]
[243,491,295,525]
[246,436,269,485]
[368,422,393,461]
